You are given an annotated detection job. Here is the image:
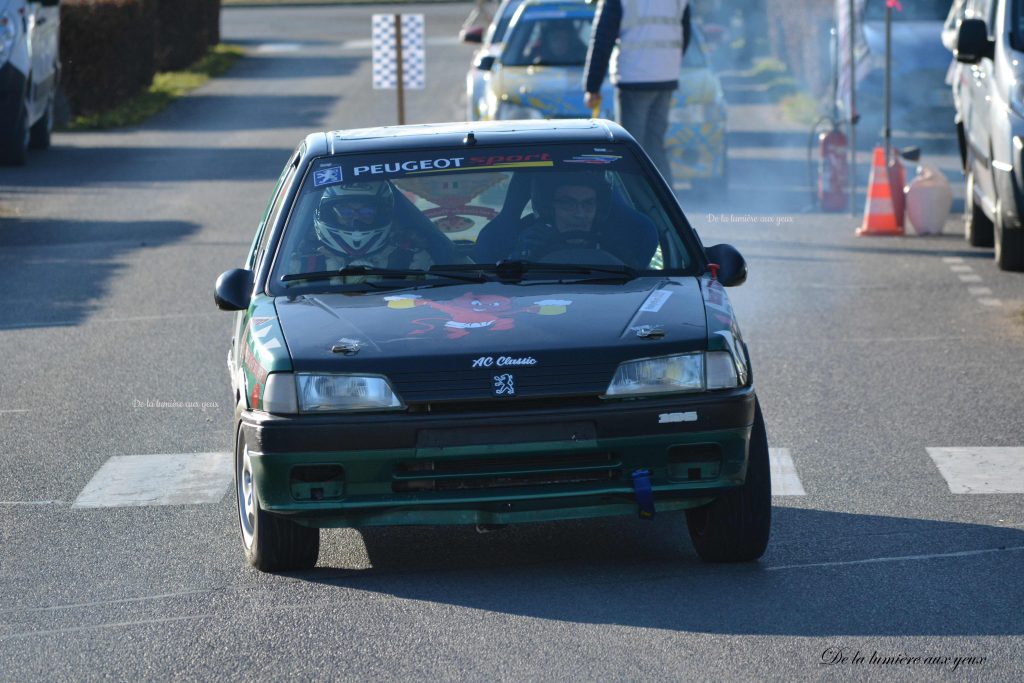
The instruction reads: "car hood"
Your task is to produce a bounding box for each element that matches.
[496,65,615,117]
[274,278,711,401]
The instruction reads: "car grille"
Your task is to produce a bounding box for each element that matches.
[392,452,621,492]
[388,363,613,404]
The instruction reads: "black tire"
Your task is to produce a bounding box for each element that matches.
[965,169,994,247]
[0,92,29,166]
[994,202,1024,272]
[235,428,319,572]
[29,92,54,151]
[685,398,771,562]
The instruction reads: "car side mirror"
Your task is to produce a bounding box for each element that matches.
[956,19,994,63]
[461,27,484,44]
[704,243,747,287]
[215,268,254,311]
[476,55,496,71]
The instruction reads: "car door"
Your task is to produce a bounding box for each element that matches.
[962,0,997,212]
[26,0,59,120]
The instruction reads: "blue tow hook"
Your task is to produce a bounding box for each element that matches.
[631,469,655,520]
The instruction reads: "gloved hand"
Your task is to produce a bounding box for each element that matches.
[514,222,556,260]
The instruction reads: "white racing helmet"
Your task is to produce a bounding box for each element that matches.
[314,182,396,258]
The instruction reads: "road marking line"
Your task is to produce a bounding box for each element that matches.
[942,256,964,263]
[950,264,973,273]
[958,274,983,283]
[0,409,31,414]
[768,545,1024,571]
[977,297,1003,307]
[968,286,993,296]
[0,500,66,506]
[0,614,215,641]
[927,447,1024,494]
[73,453,232,508]
[769,448,806,496]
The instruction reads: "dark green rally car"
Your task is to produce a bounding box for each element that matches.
[215,119,769,572]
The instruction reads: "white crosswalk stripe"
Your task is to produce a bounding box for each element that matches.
[73,453,232,508]
[926,447,1024,494]
[769,448,806,496]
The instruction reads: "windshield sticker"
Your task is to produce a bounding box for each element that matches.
[313,166,344,187]
[384,293,572,339]
[640,290,672,313]
[353,157,466,177]
[564,154,622,165]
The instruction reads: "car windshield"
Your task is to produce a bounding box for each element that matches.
[503,10,593,66]
[268,142,696,295]
[489,0,526,44]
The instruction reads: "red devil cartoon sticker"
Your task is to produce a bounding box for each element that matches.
[384,292,572,339]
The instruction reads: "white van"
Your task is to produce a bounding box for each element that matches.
[954,0,1024,271]
[0,0,61,165]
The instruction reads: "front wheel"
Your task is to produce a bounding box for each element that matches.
[235,428,319,572]
[994,200,1024,272]
[965,169,994,247]
[0,91,29,166]
[685,398,771,562]
[29,90,54,150]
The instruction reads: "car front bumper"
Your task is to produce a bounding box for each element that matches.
[240,387,756,528]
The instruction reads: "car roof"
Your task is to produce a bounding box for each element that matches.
[309,119,632,156]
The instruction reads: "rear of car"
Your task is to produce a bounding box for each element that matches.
[215,120,769,572]
[0,0,60,165]
[480,0,726,190]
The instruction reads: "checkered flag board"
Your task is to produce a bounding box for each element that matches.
[372,14,425,90]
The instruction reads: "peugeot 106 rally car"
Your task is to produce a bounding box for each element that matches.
[215,119,769,572]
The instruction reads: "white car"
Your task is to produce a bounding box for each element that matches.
[0,0,61,165]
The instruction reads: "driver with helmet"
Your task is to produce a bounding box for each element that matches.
[297,181,433,271]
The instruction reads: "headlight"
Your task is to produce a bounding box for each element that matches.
[297,374,404,413]
[0,11,17,59]
[496,101,544,120]
[604,351,739,398]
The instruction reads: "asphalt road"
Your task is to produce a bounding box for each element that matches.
[1,3,1022,680]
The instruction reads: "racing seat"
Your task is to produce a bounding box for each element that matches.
[472,173,659,270]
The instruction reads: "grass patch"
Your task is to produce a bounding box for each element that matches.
[780,92,822,125]
[68,44,244,130]
[749,57,788,80]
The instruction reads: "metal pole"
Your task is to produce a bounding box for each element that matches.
[395,13,406,125]
[884,3,891,165]
[848,0,857,216]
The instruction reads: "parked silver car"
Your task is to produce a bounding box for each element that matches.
[0,0,61,165]
[953,0,1024,270]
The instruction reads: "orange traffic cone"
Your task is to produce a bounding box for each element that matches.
[857,146,903,236]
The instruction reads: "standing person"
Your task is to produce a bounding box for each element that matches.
[583,0,691,188]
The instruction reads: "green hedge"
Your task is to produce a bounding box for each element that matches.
[154,0,221,71]
[60,0,221,117]
[60,0,155,116]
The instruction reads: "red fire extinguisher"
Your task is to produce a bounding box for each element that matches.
[818,124,849,212]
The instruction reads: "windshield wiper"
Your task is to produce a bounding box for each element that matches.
[441,260,637,283]
[280,265,487,284]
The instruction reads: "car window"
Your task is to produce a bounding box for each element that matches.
[267,143,695,294]
[488,0,526,44]
[248,155,300,271]
[502,14,592,66]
